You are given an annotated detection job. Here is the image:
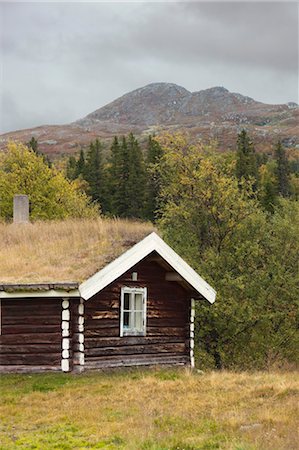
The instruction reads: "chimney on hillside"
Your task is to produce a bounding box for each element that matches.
[13,195,29,224]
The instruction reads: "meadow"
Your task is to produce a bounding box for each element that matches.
[0,368,298,450]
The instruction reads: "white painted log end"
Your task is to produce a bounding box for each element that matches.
[79,353,85,365]
[191,299,195,309]
[61,359,69,372]
[190,340,194,349]
[62,329,69,337]
[62,349,70,359]
[78,333,84,344]
[61,321,70,330]
[62,309,70,321]
[78,324,84,332]
[79,343,84,352]
[190,323,195,332]
[190,356,195,368]
[78,304,84,315]
[62,299,69,309]
[78,316,84,325]
[62,338,70,350]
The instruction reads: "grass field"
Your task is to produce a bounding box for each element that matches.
[0,369,298,450]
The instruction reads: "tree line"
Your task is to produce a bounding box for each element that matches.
[63,130,297,221]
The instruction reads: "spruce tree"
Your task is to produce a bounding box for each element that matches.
[27,137,38,153]
[235,130,258,188]
[274,141,290,197]
[126,133,146,218]
[66,156,77,180]
[27,136,52,167]
[75,148,86,178]
[145,135,163,221]
[84,139,104,205]
[108,136,128,216]
[108,134,146,218]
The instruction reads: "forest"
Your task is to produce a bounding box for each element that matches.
[0,132,298,370]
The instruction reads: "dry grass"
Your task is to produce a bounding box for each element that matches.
[0,218,154,283]
[0,369,298,449]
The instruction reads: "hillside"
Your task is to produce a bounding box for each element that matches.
[0,82,298,158]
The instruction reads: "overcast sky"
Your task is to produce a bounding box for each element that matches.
[0,1,298,133]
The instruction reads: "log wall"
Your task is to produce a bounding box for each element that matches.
[84,257,191,369]
[0,298,63,372]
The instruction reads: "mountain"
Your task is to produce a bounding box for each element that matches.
[1,82,298,158]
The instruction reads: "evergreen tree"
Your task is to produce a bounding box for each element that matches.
[145,135,163,221]
[108,136,128,216]
[66,156,77,180]
[235,130,258,188]
[126,133,146,218]
[27,136,52,167]
[27,136,38,153]
[75,148,86,178]
[108,134,146,218]
[84,139,104,205]
[274,141,290,197]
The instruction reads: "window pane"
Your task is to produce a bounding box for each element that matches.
[124,293,130,310]
[134,311,143,331]
[123,311,130,327]
[134,293,143,310]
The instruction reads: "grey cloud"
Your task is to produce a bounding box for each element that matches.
[0,1,298,133]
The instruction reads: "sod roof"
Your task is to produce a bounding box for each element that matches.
[0,218,154,285]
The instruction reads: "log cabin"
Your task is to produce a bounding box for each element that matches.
[0,209,216,373]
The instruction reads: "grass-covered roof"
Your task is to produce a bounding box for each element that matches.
[0,218,154,284]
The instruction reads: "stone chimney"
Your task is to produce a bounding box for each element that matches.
[13,195,29,224]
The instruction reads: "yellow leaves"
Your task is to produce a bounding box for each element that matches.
[0,141,99,220]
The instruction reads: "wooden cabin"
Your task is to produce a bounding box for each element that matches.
[0,222,216,373]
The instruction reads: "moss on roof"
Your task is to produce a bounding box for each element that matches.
[0,218,154,284]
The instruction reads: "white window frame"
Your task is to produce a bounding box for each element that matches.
[120,287,147,337]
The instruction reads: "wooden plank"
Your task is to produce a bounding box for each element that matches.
[84,336,185,348]
[0,365,62,373]
[1,325,61,334]
[1,298,62,308]
[146,327,187,337]
[84,354,188,369]
[0,344,61,354]
[85,328,120,338]
[85,342,186,357]
[0,333,62,345]
[2,316,61,325]
[0,353,61,365]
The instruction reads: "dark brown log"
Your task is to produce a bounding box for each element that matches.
[0,333,62,345]
[0,344,61,354]
[0,353,61,365]
[84,354,188,369]
[84,336,184,348]
[0,365,62,373]
[85,343,186,357]
[2,316,61,325]
[2,325,61,334]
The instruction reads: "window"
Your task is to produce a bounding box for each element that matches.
[120,287,147,336]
